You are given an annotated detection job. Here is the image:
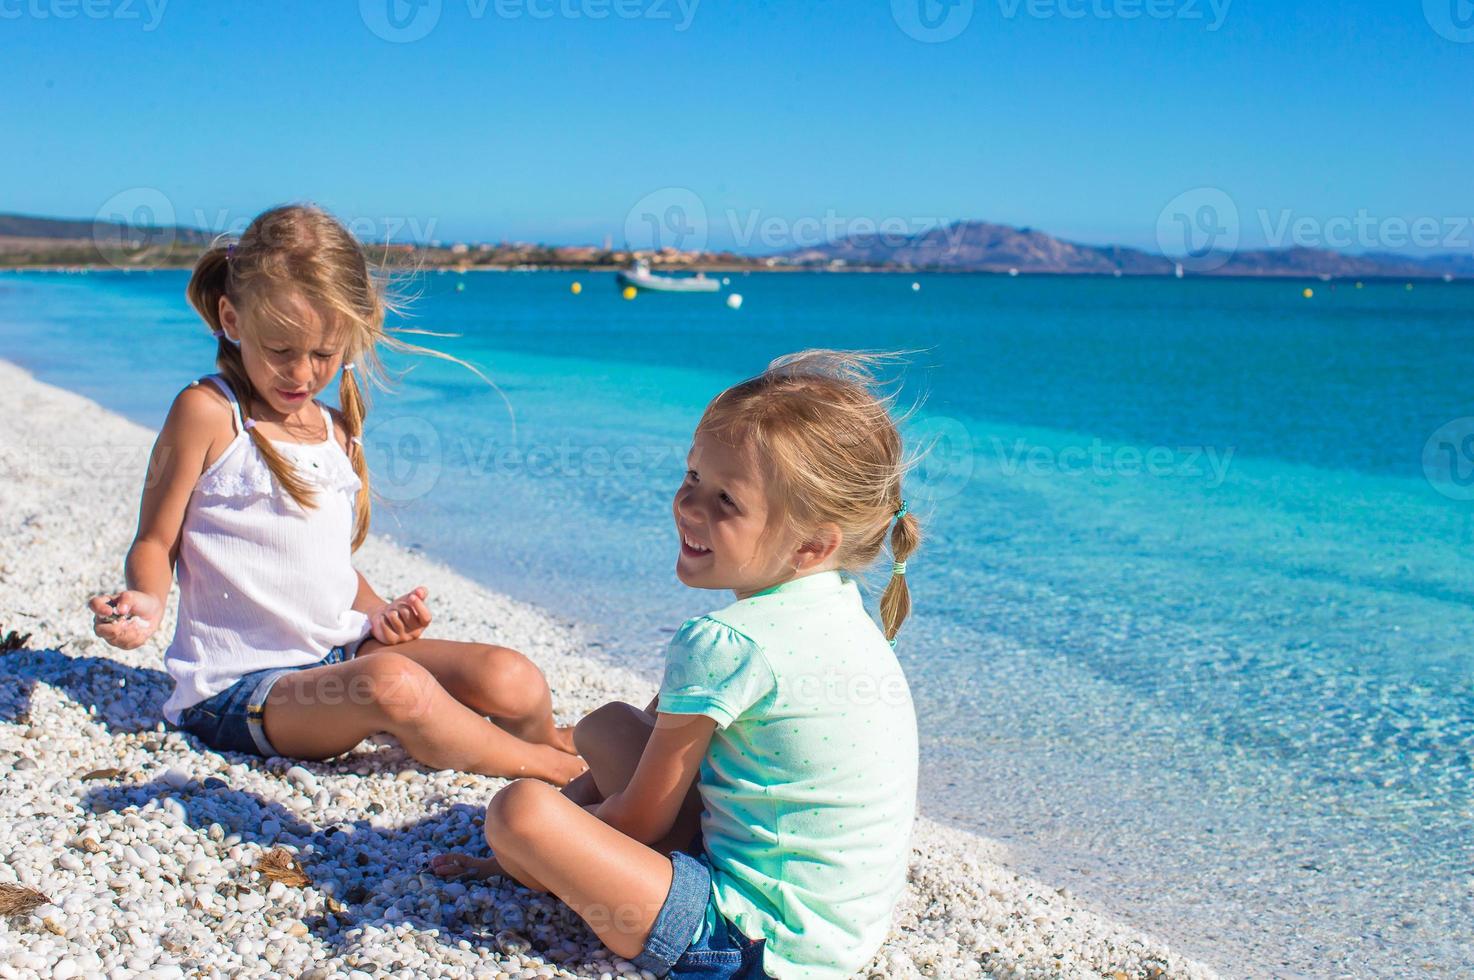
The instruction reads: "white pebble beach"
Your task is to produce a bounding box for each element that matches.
[0,359,1218,979]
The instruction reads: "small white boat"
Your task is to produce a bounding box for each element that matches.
[617,260,722,293]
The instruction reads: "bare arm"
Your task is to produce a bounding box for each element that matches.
[595,712,715,845]
[90,384,227,648]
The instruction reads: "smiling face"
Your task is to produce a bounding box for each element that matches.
[672,428,851,598]
[220,290,346,420]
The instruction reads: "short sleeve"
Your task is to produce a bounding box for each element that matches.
[658,616,776,728]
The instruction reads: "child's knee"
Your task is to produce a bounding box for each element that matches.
[472,644,547,713]
[485,778,556,841]
[356,652,437,725]
[573,700,639,757]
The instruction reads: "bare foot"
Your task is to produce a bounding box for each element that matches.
[430,852,504,880]
[533,745,588,786]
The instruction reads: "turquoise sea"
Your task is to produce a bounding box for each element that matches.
[2,269,1470,977]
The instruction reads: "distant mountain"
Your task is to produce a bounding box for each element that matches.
[0,212,214,245]
[780,221,1172,275]
[776,220,1474,279]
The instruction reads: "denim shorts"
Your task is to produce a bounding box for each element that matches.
[631,850,768,979]
[172,644,356,757]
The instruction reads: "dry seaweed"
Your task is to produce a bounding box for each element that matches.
[79,767,126,782]
[0,629,30,654]
[0,882,51,917]
[254,848,310,888]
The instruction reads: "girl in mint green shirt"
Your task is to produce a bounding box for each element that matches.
[434,350,921,979]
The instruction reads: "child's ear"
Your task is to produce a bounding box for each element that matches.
[218,297,241,344]
[794,523,842,571]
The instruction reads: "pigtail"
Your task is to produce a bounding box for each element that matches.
[338,362,372,551]
[879,505,920,642]
[185,245,231,334]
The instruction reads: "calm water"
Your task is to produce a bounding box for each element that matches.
[3,269,1471,977]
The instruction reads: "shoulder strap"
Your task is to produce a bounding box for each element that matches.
[204,375,245,436]
[317,402,336,441]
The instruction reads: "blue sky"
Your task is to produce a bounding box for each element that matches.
[3,0,1471,253]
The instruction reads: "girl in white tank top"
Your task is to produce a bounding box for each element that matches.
[88,205,584,786]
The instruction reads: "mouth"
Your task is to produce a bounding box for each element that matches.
[275,388,310,403]
[679,531,712,559]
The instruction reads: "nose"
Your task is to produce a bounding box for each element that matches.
[673,486,703,525]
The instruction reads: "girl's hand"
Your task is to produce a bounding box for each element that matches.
[370,587,432,645]
[88,591,163,650]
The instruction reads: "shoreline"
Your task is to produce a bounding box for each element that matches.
[0,265,1466,283]
[0,359,1216,979]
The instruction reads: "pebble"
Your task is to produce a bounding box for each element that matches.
[286,766,318,792]
[161,768,190,790]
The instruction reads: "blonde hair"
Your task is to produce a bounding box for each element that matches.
[186,204,403,550]
[696,350,921,641]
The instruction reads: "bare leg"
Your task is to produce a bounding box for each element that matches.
[432,698,701,881]
[483,778,678,959]
[261,650,586,784]
[358,637,577,754]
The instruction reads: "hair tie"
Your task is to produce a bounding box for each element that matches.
[243,418,257,430]
[894,500,909,521]
[226,243,236,261]
[891,560,907,576]
[342,362,357,372]
[350,436,363,447]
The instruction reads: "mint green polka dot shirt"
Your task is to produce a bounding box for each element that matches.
[659,570,919,979]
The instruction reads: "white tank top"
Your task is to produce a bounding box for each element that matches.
[161,375,370,723]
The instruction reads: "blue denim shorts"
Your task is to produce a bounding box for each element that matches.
[172,644,355,757]
[631,850,767,979]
